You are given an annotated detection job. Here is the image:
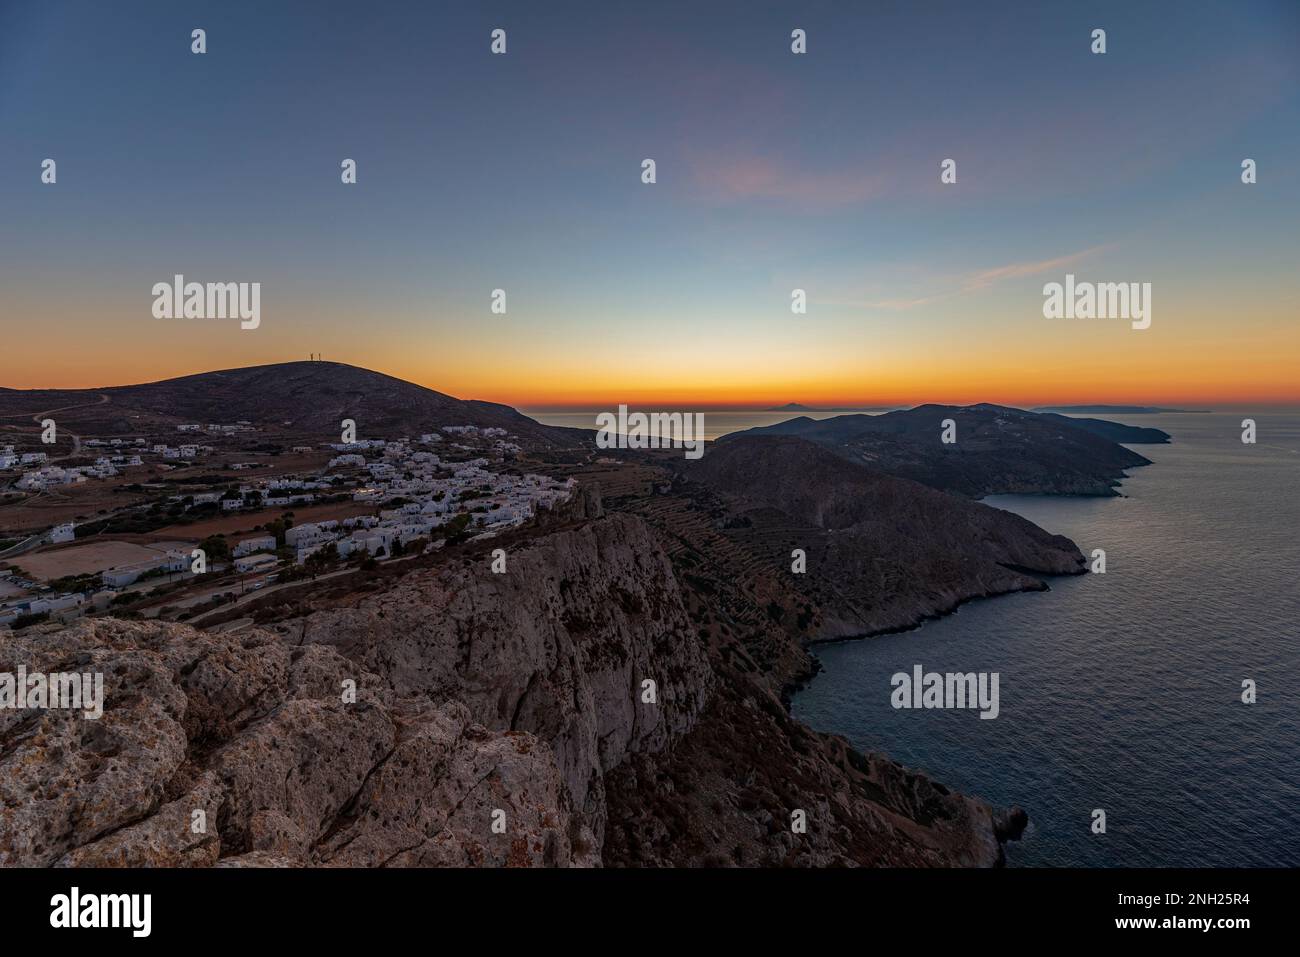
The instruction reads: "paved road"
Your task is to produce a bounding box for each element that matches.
[0,533,46,560]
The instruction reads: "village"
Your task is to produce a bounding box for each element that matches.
[0,423,572,630]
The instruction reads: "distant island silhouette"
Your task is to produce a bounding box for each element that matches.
[1032,405,1210,414]
[764,402,891,413]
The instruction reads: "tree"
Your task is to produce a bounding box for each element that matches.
[266,517,290,547]
[304,541,339,575]
[277,564,311,583]
[200,534,230,562]
[443,513,472,545]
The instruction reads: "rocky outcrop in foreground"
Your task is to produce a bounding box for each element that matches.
[0,619,589,868]
[1,507,1025,868]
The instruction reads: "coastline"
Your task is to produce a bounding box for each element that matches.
[778,474,1140,861]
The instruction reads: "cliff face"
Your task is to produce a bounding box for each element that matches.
[601,657,1021,867]
[0,505,1021,868]
[287,512,715,846]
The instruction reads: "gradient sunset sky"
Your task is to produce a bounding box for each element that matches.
[2,0,1297,409]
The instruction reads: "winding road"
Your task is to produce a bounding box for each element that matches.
[0,391,110,460]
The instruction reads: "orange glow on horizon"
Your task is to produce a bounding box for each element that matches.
[8,355,1295,411]
[4,298,1298,411]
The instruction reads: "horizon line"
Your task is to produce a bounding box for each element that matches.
[4,359,1298,411]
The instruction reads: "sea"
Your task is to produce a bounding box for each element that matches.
[786,412,1300,867]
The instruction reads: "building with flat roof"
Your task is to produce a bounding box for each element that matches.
[234,553,279,574]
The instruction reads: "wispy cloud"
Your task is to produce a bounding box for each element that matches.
[685,152,887,209]
[817,244,1109,310]
[962,247,1105,290]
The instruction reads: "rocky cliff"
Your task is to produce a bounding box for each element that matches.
[285,512,715,848]
[0,617,594,867]
[1,502,1023,868]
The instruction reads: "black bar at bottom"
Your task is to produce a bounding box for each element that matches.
[0,867,1280,943]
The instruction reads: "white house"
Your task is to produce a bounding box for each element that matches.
[104,551,191,586]
[285,523,325,547]
[234,553,279,574]
[49,523,76,544]
[233,536,276,558]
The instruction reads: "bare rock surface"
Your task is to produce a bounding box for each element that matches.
[0,618,581,867]
[602,667,1006,866]
[287,513,715,842]
[2,509,1025,868]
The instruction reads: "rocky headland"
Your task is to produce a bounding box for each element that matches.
[2,479,1040,867]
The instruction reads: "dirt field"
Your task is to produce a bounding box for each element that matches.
[0,446,335,532]
[11,539,196,580]
[149,500,377,541]
[0,480,152,534]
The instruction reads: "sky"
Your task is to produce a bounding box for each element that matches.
[1,0,1298,409]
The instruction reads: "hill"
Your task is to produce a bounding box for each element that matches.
[729,403,1164,497]
[675,434,1083,638]
[0,361,577,446]
[1032,411,1171,444]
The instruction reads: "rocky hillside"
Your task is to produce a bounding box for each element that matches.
[672,435,1084,640]
[0,499,1024,868]
[0,361,579,446]
[734,403,1161,497]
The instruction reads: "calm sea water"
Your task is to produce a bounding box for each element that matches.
[791,413,1300,867]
